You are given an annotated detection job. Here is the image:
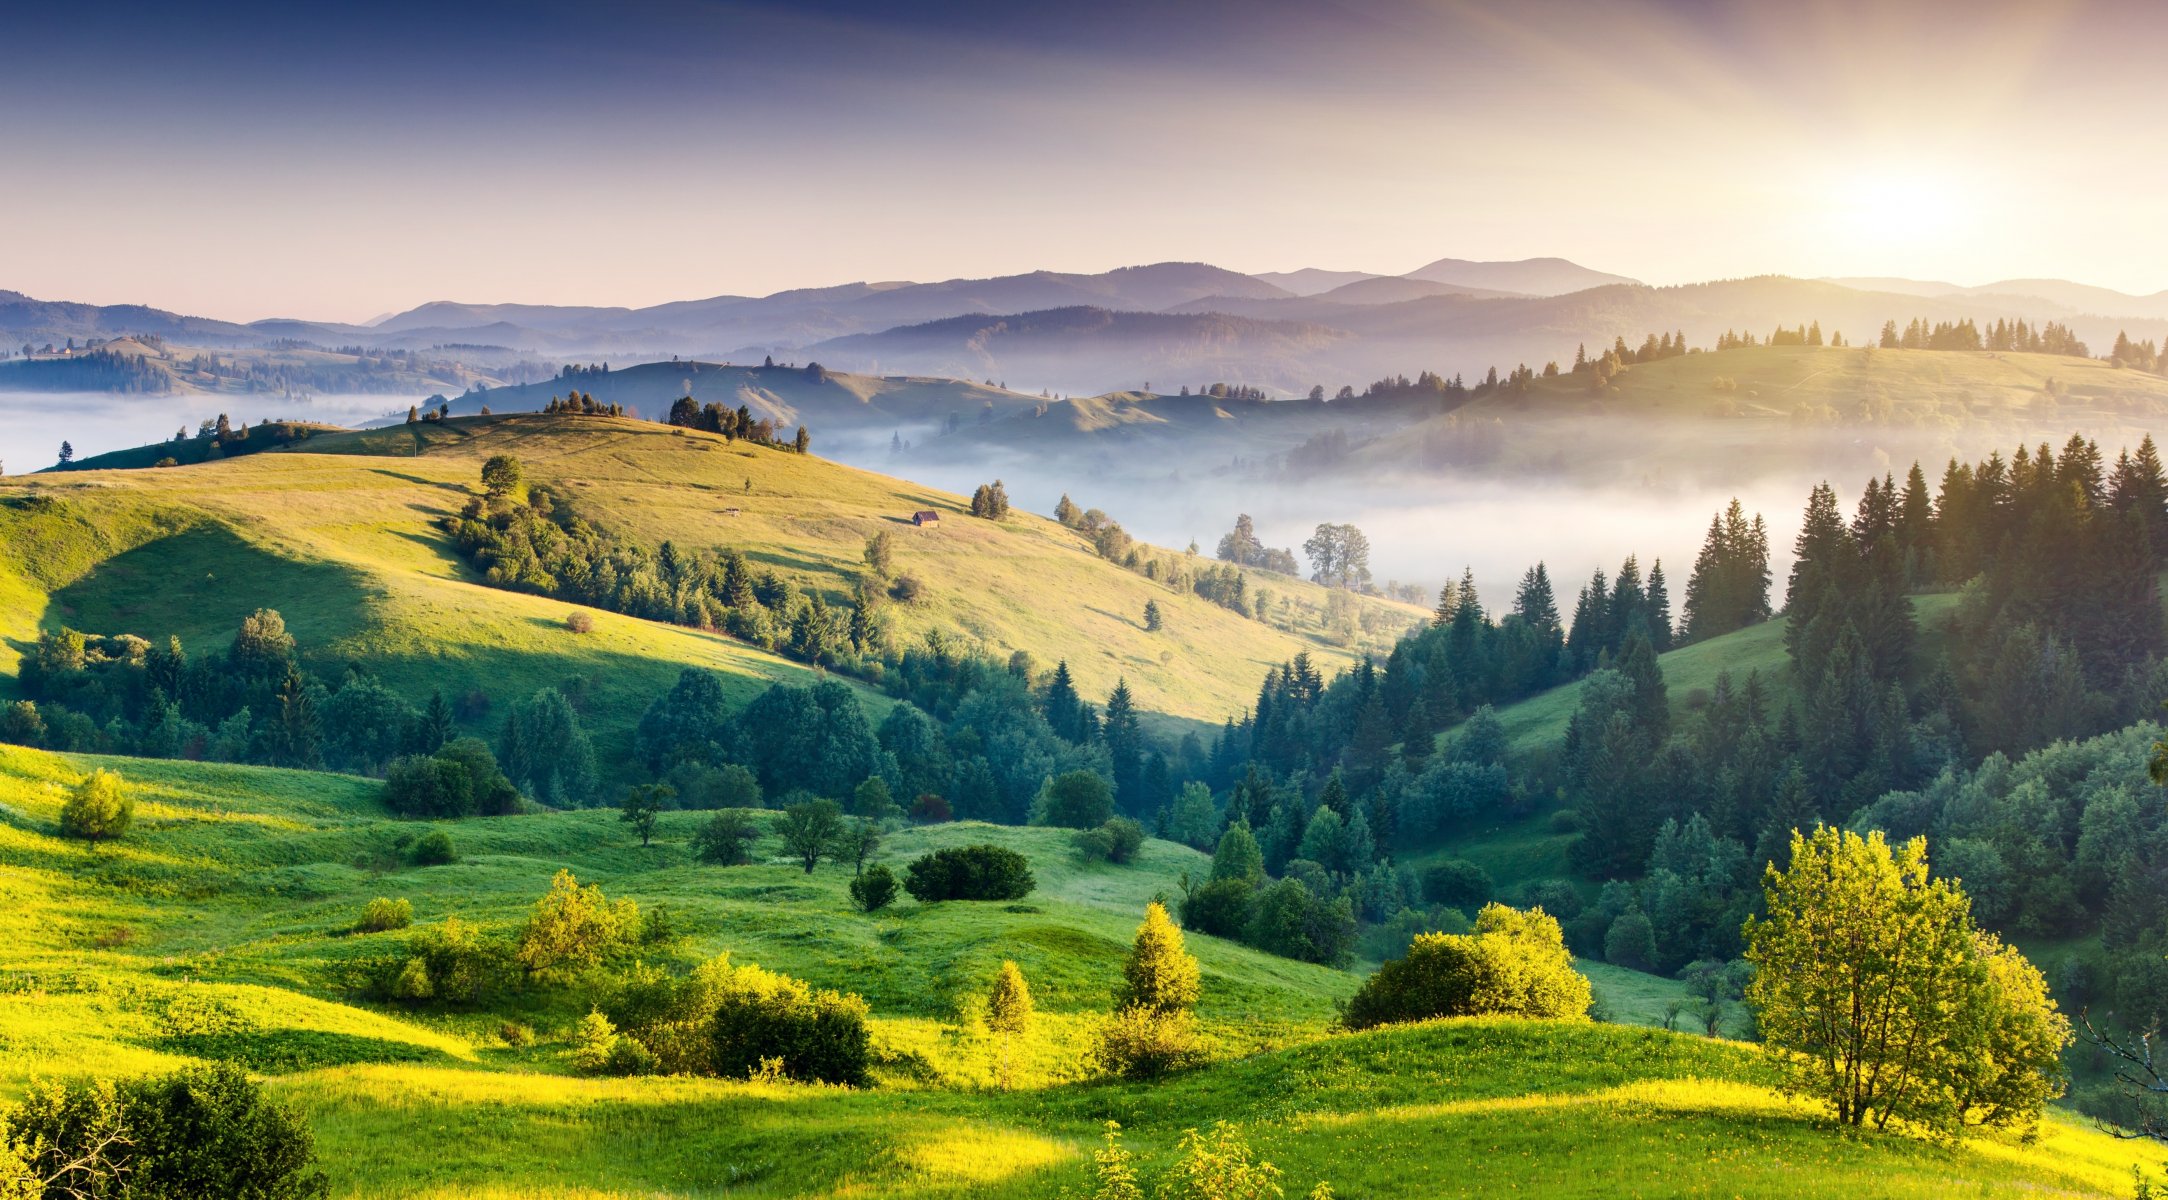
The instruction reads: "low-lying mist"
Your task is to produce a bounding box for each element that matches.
[835,411,2168,613]
[0,391,422,471]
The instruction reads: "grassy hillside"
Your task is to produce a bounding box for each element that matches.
[2,744,2160,1198]
[448,360,1043,431]
[2,415,1422,757]
[1364,344,2168,484]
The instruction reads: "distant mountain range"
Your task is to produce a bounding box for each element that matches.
[9,258,2168,398]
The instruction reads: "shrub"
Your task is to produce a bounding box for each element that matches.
[1342,903,1592,1030]
[1096,1006,1204,1080]
[410,830,457,866]
[692,810,762,865]
[353,897,413,933]
[1075,817,1146,864]
[1603,909,1658,970]
[903,845,1035,902]
[515,870,638,979]
[565,610,595,634]
[1035,770,1114,828]
[385,738,520,819]
[499,1021,535,1047]
[9,1062,327,1199]
[1158,1121,1284,1200]
[849,863,898,912]
[59,768,131,839]
[1180,877,1255,939]
[707,959,872,1085]
[910,792,952,822]
[1422,860,1494,911]
[380,916,501,1005]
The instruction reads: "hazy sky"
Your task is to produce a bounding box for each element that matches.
[9,0,2168,322]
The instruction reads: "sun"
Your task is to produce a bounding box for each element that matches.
[1818,165,1974,255]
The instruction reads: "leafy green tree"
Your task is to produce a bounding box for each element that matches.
[620,783,670,846]
[1163,781,1219,850]
[839,818,882,874]
[692,810,761,865]
[850,775,897,821]
[1211,819,1265,885]
[1036,770,1115,829]
[59,768,131,840]
[480,454,523,497]
[985,960,1034,1088]
[1118,902,1200,1016]
[1744,826,2069,1135]
[503,688,598,806]
[515,869,638,978]
[1074,816,1146,864]
[774,796,845,873]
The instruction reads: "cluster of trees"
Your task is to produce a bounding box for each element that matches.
[0,348,171,393]
[664,395,802,449]
[1680,500,1773,643]
[447,473,873,670]
[968,480,1011,519]
[543,391,626,416]
[1177,382,1267,402]
[1057,497,1286,622]
[10,610,451,774]
[1213,513,1300,576]
[1871,317,2089,356]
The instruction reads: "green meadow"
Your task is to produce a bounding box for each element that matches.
[2,742,2162,1197]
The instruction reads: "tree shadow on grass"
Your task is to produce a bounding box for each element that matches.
[157,1028,449,1074]
[43,523,374,650]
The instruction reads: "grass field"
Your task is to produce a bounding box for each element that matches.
[0,415,1424,759]
[2,743,2161,1197]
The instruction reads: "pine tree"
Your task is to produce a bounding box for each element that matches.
[1143,600,1163,632]
[1117,902,1200,1016]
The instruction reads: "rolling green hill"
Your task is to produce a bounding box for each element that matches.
[1368,344,2168,483]
[2,743,2160,1198]
[2,414,1423,758]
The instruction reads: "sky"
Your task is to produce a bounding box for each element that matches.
[8,0,2168,323]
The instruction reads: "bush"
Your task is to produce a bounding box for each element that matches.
[1035,770,1114,828]
[1075,816,1146,864]
[1118,902,1200,1016]
[1180,877,1255,939]
[667,761,763,810]
[515,870,638,978]
[353,897,413,933]
[707,959,872,1085]
[59,768,131,839]
[910,792,952,822]
[692,810,762,865]
[849,863,898,912]
[1343,903,1592,1030]
[385,738,520,818]
[565,610,595,634]
[378,916,501,1005]
[1422,860,1494,911]
[1096,1007,1204,1080]
[9,1061,327,1199]
[1603,909,1658,970]
[903,845,1036,902]
[499,1021,535,1047]
[410,830,457,866]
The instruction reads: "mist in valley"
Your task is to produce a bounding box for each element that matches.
[0,391,428,471]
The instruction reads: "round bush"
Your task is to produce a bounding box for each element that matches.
[849,863,898,912]
[903,845,1035,902]
[1343,903,1592,1030]
[60,768,132,839]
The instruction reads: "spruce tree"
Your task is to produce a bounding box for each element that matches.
[1117,902,1200,1016]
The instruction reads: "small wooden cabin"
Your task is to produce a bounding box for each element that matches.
[912,510,941,526]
